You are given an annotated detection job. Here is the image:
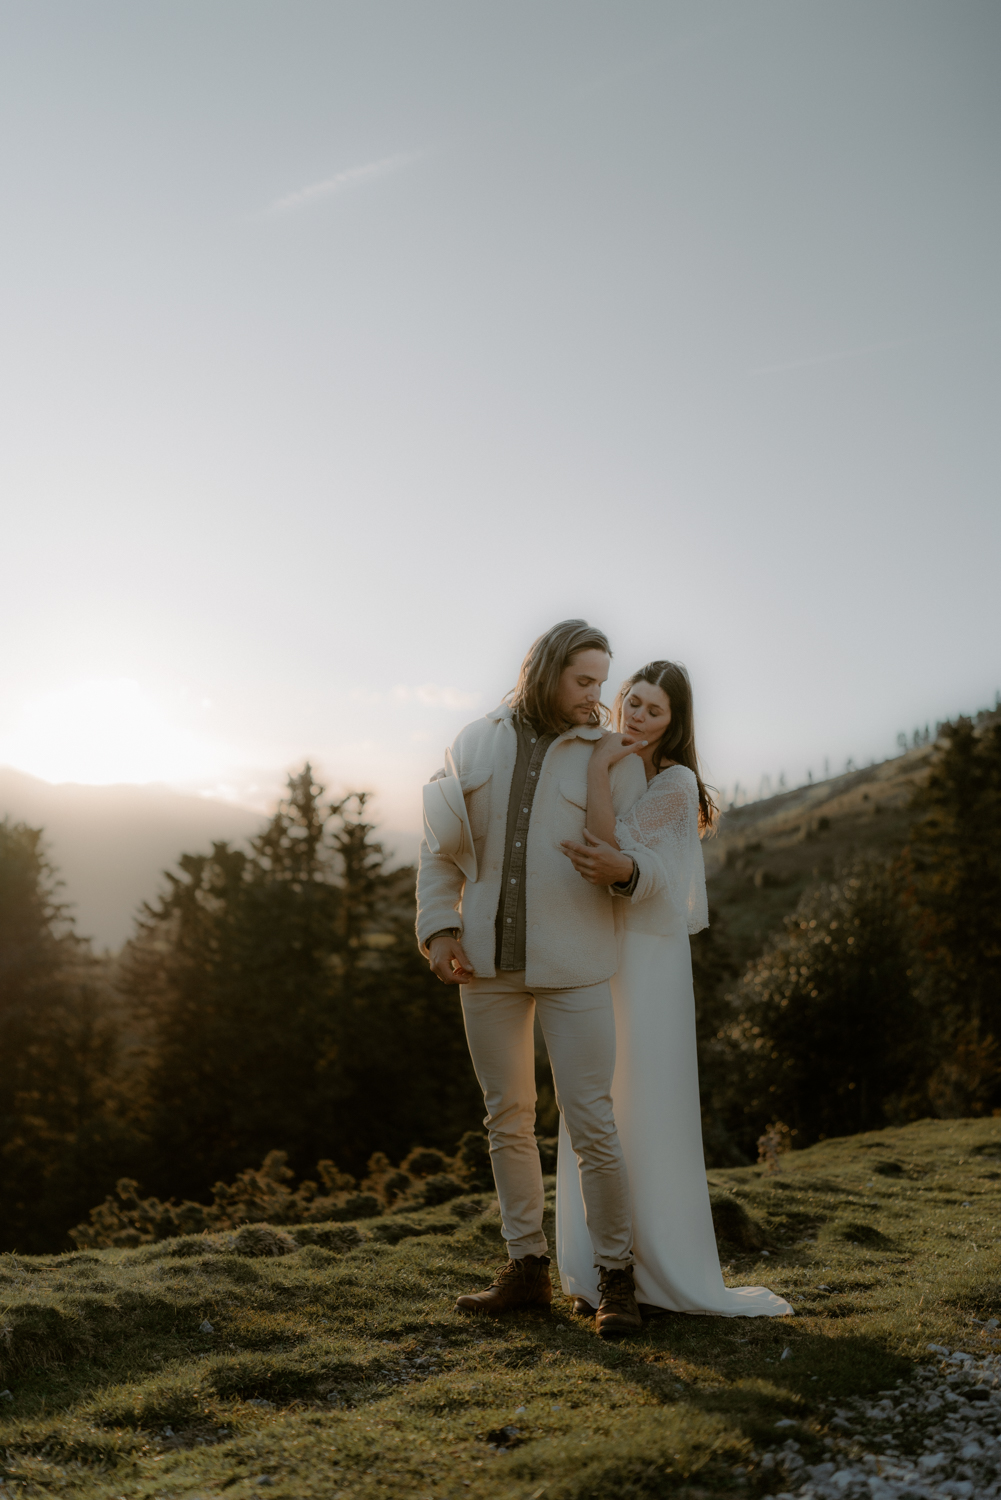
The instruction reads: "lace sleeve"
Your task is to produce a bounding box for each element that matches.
[615,770,708,934]
[616,782,692,849]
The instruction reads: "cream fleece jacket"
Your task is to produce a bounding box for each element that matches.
[415,704,646,988]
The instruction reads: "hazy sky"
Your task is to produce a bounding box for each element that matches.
[2,0,998,832]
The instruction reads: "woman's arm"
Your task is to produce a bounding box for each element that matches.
[585,733,646,846]
[586,755,619,847]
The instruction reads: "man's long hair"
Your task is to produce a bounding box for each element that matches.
[613,660,719,832]
[506,619,612,736]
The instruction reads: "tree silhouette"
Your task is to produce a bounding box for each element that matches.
[904,719,1001,1114]
[0,820,133,1251]
[123,767,481,1200]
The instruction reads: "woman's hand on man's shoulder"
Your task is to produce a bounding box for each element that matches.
[591,731,647,768]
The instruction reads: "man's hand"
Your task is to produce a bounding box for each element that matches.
[427,933,475,984]
[561,828,635,886]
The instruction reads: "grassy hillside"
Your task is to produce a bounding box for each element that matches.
[703,742,936,974]
[3,1118,1000,1499]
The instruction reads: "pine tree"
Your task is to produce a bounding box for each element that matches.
[904,719,1001,1114]
[0,821,133,1251]
[125,768,481,1201]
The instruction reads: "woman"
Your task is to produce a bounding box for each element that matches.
[558,661,791,1319]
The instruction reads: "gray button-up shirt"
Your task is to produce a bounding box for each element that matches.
[494,716,556,970]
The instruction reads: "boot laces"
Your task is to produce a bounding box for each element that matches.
[599,1268,635,1310]
[494,1255,544,1287]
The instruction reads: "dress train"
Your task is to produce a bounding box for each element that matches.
[556,926,791,1318]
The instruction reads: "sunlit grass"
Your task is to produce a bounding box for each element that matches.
[2,1117,1000,1498]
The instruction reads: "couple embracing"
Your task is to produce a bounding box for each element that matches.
[417,620,791,1338]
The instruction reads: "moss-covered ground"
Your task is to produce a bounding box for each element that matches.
[3,1118,1000,1500]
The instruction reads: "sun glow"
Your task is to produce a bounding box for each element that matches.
[0,679,228,786]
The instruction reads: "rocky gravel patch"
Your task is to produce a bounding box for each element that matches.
[763,1325,1001,1500]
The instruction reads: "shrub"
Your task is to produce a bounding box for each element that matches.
[453,1131,493,1191]
[400,1147,452,1178]
[70,1134,496,1247]
[715,857,923,1151]
[69,1150,377,1249]
[415,1173,466,1207]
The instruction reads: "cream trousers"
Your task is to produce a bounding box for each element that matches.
[459,969,634,1268]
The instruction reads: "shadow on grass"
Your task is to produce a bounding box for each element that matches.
[560,1306,909,1446]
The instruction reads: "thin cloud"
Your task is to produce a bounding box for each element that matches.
[749,336,921,377]
[393,684,481,711]
[348,683,481,712]
[264,151,423,216]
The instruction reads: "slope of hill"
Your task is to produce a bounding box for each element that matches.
[703,742,936,974]
[705,703,1001,972]
[2,1118,999,1499]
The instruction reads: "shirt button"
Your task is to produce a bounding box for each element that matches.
[515,841,522,848]
[506,917,512,923]
[529,771,535,777]
[531,738,536,743]
[523,807,528,813]
[510,878,517,884]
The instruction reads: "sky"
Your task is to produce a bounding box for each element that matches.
[1,0,999,834]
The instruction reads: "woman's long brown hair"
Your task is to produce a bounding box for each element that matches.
[614,660,719,833]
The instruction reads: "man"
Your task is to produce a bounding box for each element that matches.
[416,619,646,1337]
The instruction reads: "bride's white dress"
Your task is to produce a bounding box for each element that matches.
[556,765,792,1318]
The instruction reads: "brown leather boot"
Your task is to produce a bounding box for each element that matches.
[571,1296,595,1317]
[455,1255,553,1315]
[595,1265,642,1338]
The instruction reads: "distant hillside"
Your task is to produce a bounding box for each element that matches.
[704,700,1001,972]
[704,741,933,972]
[0,770,265,950]
[0,768,421,951]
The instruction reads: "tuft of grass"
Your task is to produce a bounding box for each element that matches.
[2,1117,1001,1498]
